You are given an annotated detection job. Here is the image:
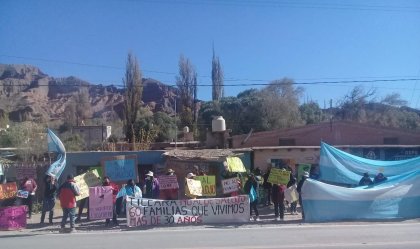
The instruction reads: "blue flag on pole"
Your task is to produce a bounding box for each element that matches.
[46,129,66,179]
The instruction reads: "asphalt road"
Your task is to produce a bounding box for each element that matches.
[2,222,420,249]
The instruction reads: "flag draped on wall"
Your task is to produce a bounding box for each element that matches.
[46,129,66,179]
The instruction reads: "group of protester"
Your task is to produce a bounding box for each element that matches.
[359,172,388,186]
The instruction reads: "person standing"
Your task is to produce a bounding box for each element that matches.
[160,169,179,200]
[263,167,272,206]
[102,176,119,226]
[359,172,373,186]
[19,177,37,218]
[143,171,160,199]
[40,175,57,224]
[287,173,298,215]
[272,184,286,221]
[244,174,260,221]
[297,171,309,220]
[185,172,198,199]
[58,174,80,232]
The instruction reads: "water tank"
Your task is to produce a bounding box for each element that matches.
[212,116,226,132]
[183,126,189,133]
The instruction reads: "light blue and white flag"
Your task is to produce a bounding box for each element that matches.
[46,129,66,179]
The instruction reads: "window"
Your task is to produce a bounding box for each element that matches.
[383,137,399,145]
[279,138,296,146]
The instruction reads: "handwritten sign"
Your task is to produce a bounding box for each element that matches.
[195,176,216,196]
[89,186,113,220]
[268,168,291,185]
[126,195,250,227]
[225,157,246,172]
[15,165,37,180]
[74,170,102,201]
[222,177,240,194]
[17,190,29,199]
[102,155,138,183]
[158,175,179,190]
[0,206,27,230]
[186,179,202,197]
[0,182,17,200]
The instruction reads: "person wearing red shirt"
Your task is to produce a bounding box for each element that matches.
[58,174,80,231]
[102,176,119,226]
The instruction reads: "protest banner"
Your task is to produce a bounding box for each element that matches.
[0,182,17,200]
[222,177,240,194]
[298,164,311,181]
[0,205,27,230]
[158,175,179,190]
[268,168,291,185]
[225,157,246,172]
[126,195,250,227]
[102,155,138,183]
[17,190,29,199]
[195,176,216,196]
[74,169,102,201]
[186,178,202,197]
[15,164,37,180]
[89,186,113,220]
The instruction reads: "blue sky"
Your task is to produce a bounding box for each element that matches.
[1,0,420,108]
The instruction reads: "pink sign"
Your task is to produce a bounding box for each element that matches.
[158,175,179,190]
[89,186,113,220]
[0,206,27,230]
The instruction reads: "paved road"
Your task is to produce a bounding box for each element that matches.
[2,222,420,249]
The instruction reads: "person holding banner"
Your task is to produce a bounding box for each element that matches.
[297,171,309,220]
[244,174,260,221]
[58,174,80,231]
[18,177,37,218]
[185,172,198,199]
[102,176,119,226]
[160,169,179,200]
[116,179,142,215]
[40,175,57,224]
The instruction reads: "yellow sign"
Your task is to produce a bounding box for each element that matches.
[268,168,290,185]
[225,157,246,172]
[74,169,102,201]
[195,176,216,196]
[186,178,202,198]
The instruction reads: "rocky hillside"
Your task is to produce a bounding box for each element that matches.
[0,64,178,122]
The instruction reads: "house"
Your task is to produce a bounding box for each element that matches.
[72,125,111,150]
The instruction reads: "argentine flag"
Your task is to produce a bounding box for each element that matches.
[46,128,66,179]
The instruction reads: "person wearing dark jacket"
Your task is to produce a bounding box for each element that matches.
[40,175,57,224]
[297,171,309,220]
[373,173,387,184]
[244,174,260,221]
[272,184,286,221]
[263,168,272,206]
[58,174,80,231]
[359,172,373,186]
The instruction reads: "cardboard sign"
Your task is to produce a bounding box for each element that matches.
[89,186,113,220]
[74,169,102,201]
[158,175,179,190]
[102,155,138,183]
[222,177,240,194]
[195,176,216,196]
[15,165,37,180]
[0,206,27,230]
[268,168,291,185]
[186,179,202,197]
[17,190,29,199]
[126,195,250,227]
[0,182,18,200]
[225,157,246,172]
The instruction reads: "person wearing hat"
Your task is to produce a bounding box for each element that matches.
[57,174,80,232]
[160,169,179,200]
[359,172,373,186]
[296,171,309,221]
[143,171,160,199]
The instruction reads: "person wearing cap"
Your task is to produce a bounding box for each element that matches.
[297,171,309,221]
[185,172,198,199]
[57,174,80,232]
[143,171,160,199]
[160,169,179,200]
[359,172,373,186]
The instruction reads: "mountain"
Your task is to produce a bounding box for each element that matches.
[0,64,178,123]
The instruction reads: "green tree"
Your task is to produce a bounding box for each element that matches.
[211,47,224,102]
[123,52,143,143]
[300,101,323,125]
